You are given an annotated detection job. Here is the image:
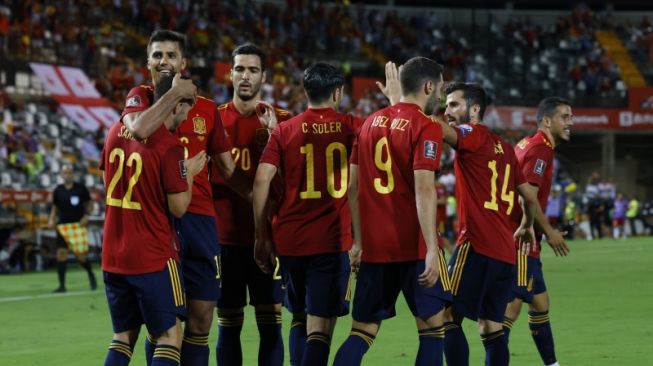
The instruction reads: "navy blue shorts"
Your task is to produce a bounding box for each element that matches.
[104,259,186,335]
[447,241,515,323]
[280,252,351,318]
[511,255,547,303]
[176,213,220,301]
[217,244,284,308]
[352,253,452,322]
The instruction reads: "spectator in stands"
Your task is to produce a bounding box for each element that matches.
[546,185,564,228]
[48,164,96,293]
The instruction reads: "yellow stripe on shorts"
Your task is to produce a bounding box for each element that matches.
[517,249,528,287]
[167,259,185,307]
[450,241,471,295]
[437,247,452,292]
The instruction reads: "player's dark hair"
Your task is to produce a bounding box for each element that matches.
[400,57,444,96]
[536,97,571,124]
[303,63,344,104]
[445,82,488,119]
[148,29,187,57]
[154,73,193,105]
[232,43,267,71]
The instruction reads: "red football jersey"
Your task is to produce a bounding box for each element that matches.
[122,86,231,217]
[352,102,443,263]
[212,102,291,246]
[513,130,554,259]
[436,181,448,232]
[100,123,187,274]
[260,107,363,256]
[453,123,525,264]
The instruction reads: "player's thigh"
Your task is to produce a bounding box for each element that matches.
[351,262,402,323]
[278,255,307,315]
[177,214,220,301]
[104,272,144,333]
[133,259,187,336]
[479,259,516,324]
[216,245,248,309]
[248,250,284,307]
[304,252,351,319]
[447,241,489,321]
[400,260,450,322]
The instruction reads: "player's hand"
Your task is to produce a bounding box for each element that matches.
[418,249,440,288]
[254,235,275,274]
[514,225,536,255]
[256,101,278,130]
[348,244,362,275]
[185,150,207,177]
[172,73,197,102]
[377,61,401,105]
[546,229,570,256]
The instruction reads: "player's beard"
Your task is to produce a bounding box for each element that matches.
[236,80,262,101]
[424,93,439,115]
[448,107,472,125]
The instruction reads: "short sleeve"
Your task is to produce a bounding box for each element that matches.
[519,146,553,188]
[80,185,91,203]
[207,110,232,156]
[454,124,482,153]
[259,125,283,168]
[162,143,189,194]
[349,136,359,165]
[121,86,152,120]
[412,118,442,172]
[512,149,527,188]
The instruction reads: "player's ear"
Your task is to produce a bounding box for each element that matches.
[181,57,188,72]
[424,80,433,96]
[261,69,267,84]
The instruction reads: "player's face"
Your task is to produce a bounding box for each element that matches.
[444,90,471,125]
[424,76,444,115]
[231,54,265,101]
[147,41,186,86]
[548,104,573,143]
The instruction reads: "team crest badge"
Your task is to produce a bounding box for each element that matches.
[125,95,141,107]
[193,117,207,135]
[255,128,270,146]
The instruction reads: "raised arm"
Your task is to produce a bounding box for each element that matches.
[167,150,207,218]
[123,74,196,139]
[436,120,459,148]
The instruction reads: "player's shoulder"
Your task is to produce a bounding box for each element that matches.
[193,96,218,113]
[274,106,291,118]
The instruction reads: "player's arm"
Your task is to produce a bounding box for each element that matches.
[167,151,207,217]
[521,183,570,256]
[80,199,93,226]
[515,182,538,253]
[436,120,458,148]
[415,170,440,288]
[348,164,362,273]
[253,162,277,274]
[212,152,252,202]
[123,74,196,139]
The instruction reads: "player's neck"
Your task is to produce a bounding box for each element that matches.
[308,101,335,110]
[398,96,423,111]
[540,128,557,149]
[233,96,259,116]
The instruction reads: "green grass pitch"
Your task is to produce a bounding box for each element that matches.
[1,237,652,365]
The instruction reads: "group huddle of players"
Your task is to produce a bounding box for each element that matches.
[99,29,573,366]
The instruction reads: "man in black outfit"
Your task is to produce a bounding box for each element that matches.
[48,164,96,292]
